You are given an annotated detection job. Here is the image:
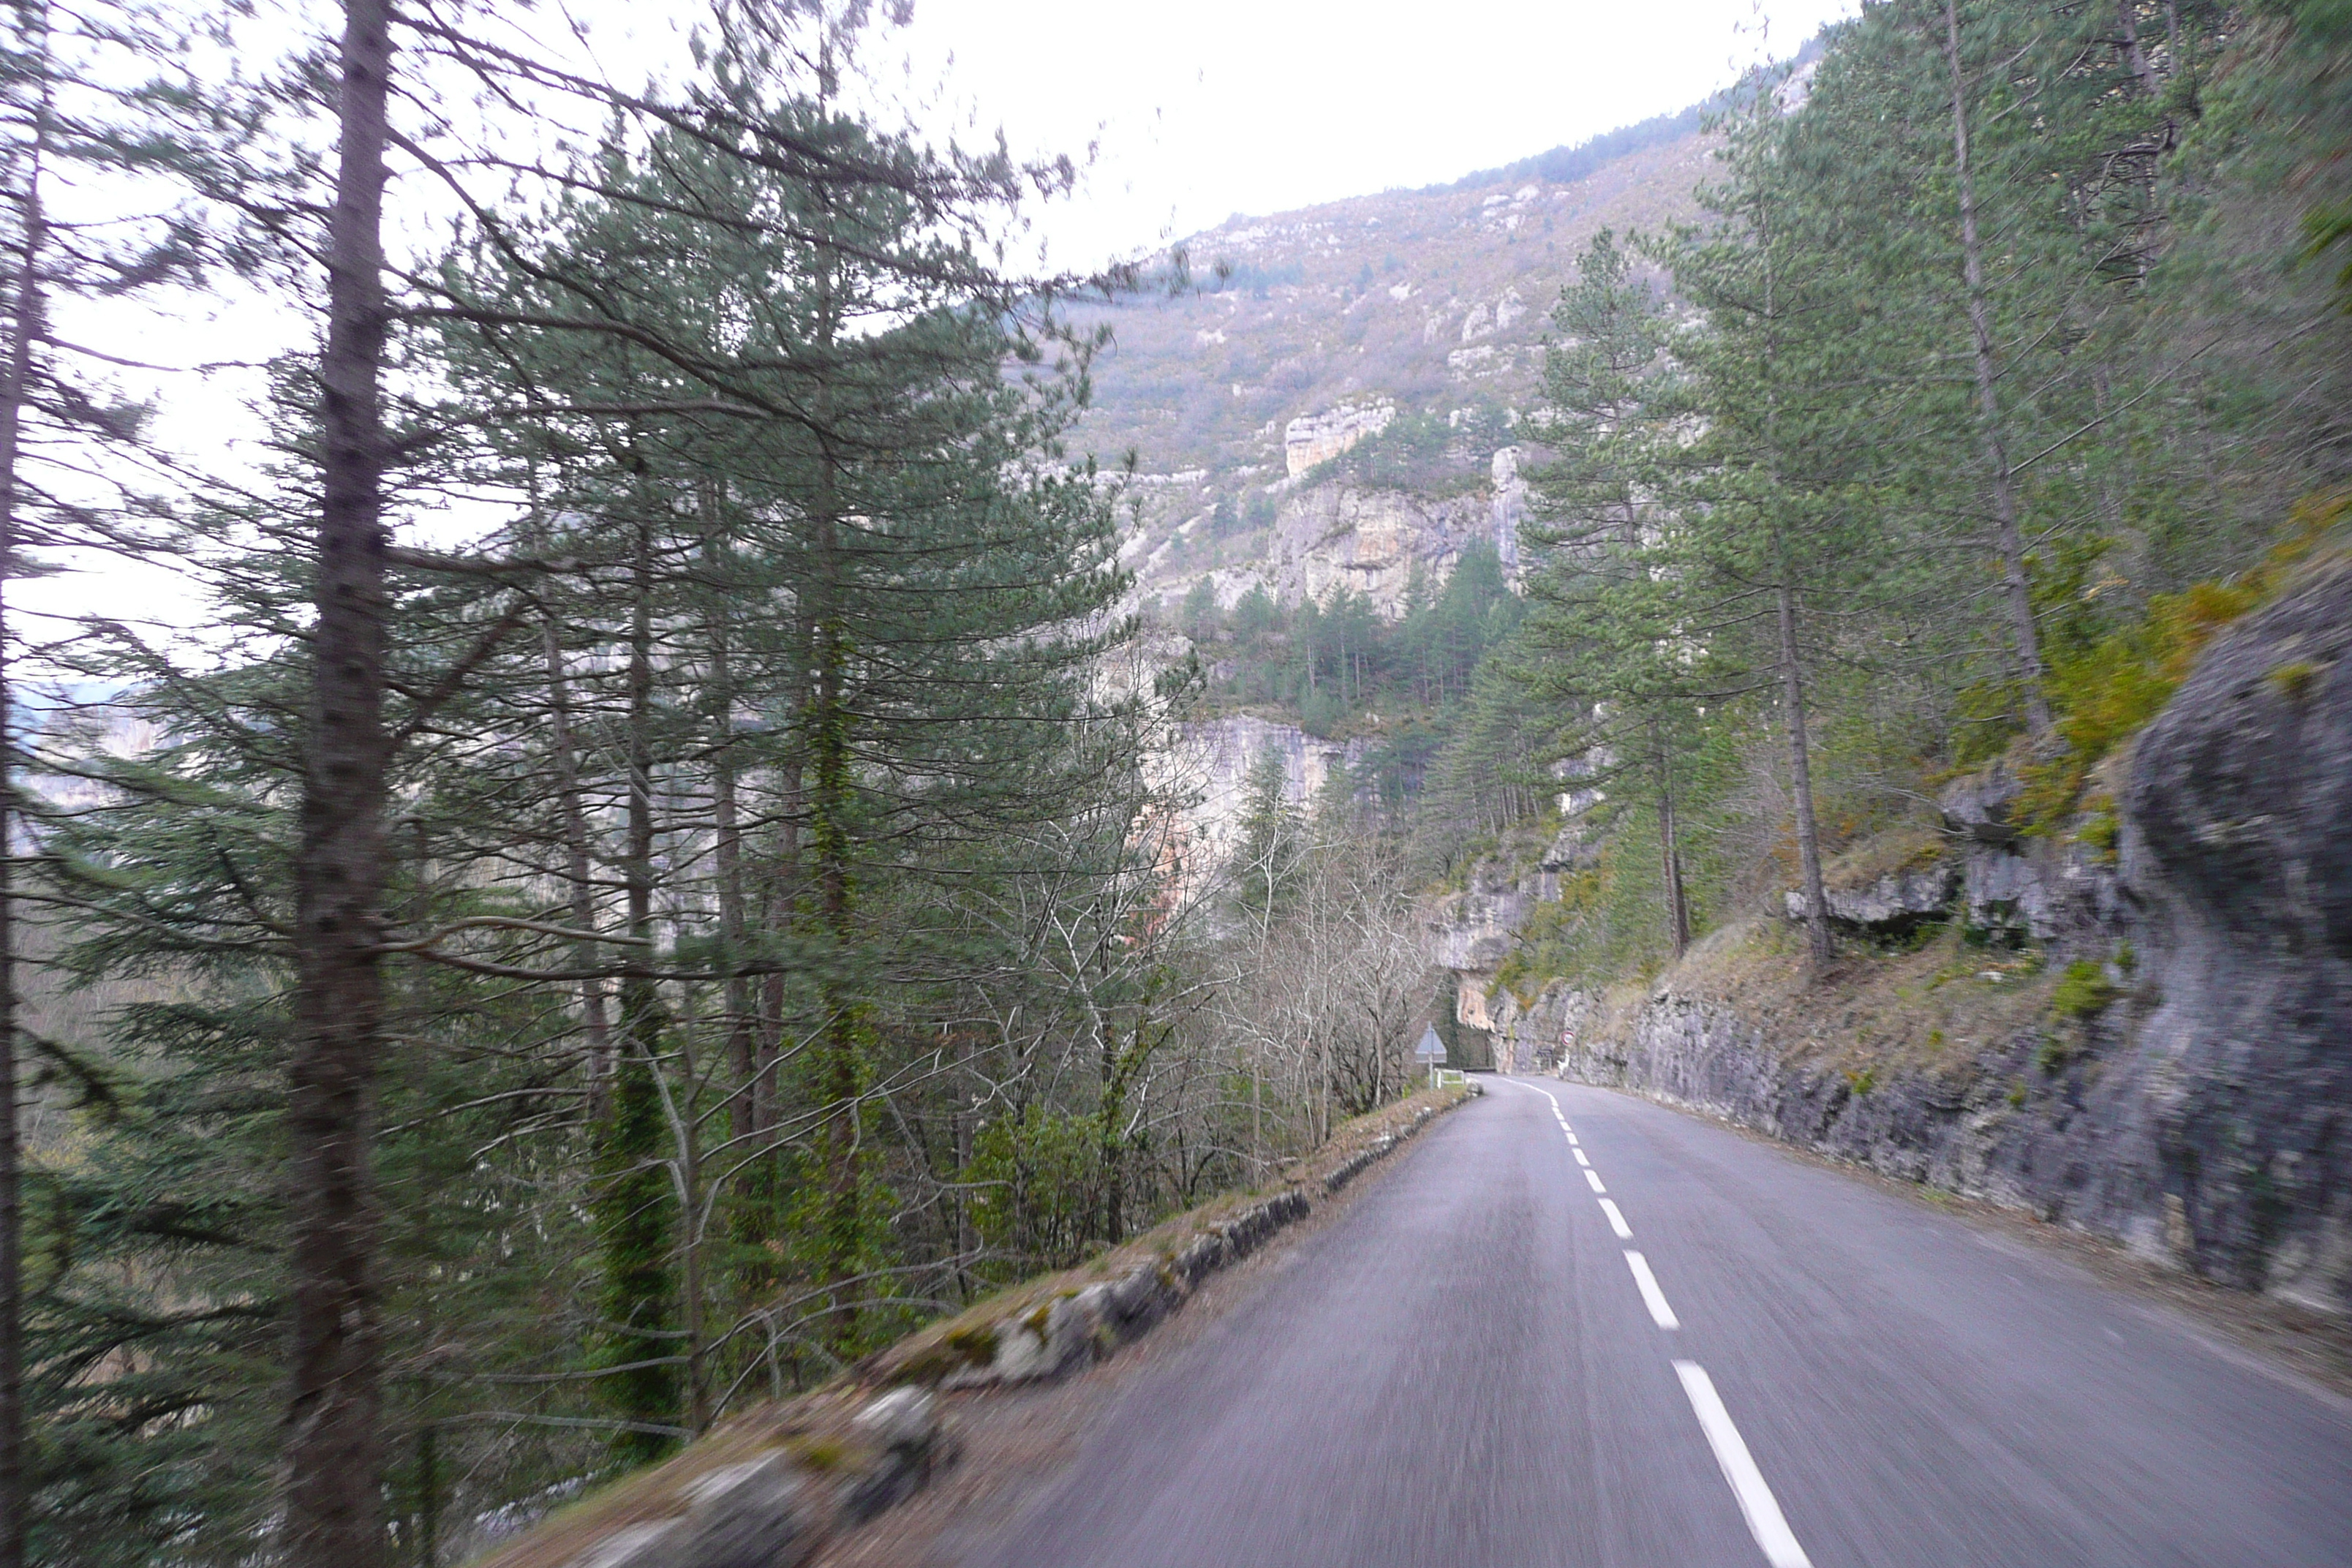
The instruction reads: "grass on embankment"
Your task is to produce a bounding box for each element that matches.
[1588,913,2069,1087]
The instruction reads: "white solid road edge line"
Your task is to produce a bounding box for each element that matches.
[1599,1198,1633,1239]
[1584,1168,1607,1194]
[1674,1362,1814,1568]
[1624,1250,1681,1330]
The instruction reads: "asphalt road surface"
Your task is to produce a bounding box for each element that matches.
[955,1077,2352,1568]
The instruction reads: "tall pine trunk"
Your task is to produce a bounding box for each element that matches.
[1942,0,2053,734]
[1776,580,1831,970]
[808,527,864,1350]
[703,530,755,1150]
[0,16,47,1559]
[1754,190,1832,973]
[802,236,868,1353]
[283,2,394,1561]
[593,495,679,1462]
[1654,717,1690,960]
[529,494,610,1095]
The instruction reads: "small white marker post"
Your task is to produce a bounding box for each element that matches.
[1414,1025,1447,1088]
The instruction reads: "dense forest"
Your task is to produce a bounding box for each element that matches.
[0,0,2344,1564]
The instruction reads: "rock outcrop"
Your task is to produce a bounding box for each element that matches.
[1485,980,1590,1075]
[1430,823,1594,1045]
[1154,714,1370,870]
[1782,860,1962,933]
[1268,482,1500,616]
[1548,558,2352,1316]
[1284,401,1394,476]
[2123,556,2352,1310]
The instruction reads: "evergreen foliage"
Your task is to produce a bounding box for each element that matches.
[1,1,2349,1561]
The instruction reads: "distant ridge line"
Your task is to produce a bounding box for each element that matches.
[1435,105,1706,196]
[1431,33,1829,195]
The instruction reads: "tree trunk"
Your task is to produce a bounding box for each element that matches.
[532,517,610,1098]
[705,539,755,1150]
[2117,0,2161,97]
[283,2,394,1561]
[622,499,658,1062]
[0,19,46,1561]
[415,1422,437,1568]
[1942,0,2053,734]
[1776,581,1831,970]
[1654,718,1690,960]
[755,612,812,1145]
[809,572,863,1346]
[594,491,682,1460]
[668,1014,709,1436]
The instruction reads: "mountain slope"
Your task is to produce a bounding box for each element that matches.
[1073,124,1716,613]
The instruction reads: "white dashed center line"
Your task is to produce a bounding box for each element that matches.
[1675,1362,1813,1568]
[1624,1250,1681,1329]
[1512,1079,1813,1568]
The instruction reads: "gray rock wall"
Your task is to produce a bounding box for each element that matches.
[2124,556,2352,1312]
[1556,559,2352,1315]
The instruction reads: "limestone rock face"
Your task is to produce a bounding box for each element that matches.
[2125,557,2352,1310]
[1158,714,1368,863]
[1940,761,2024,843]
[1485,981,1586,1074]
[1784,862,1962,932]
[1283,401,1393,477]
[1490,445,1525,575]
[1269,482,1497,616]
[1428,858,1531,973]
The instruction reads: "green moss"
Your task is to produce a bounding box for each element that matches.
[2008,1078,2029,1107]
[2073,802,2121,864]
[2015,500,2343,834]
[788,1436,847,1472]
[944,1322,999,1365]
[2051,959,2118,1022]
[1842,1067,1877,1096]
[2267,659,2322,704]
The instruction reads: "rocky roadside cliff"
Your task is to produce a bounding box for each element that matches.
[1455,557,2352,1316]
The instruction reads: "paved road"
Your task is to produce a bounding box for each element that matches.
[957,1078,2352,1568]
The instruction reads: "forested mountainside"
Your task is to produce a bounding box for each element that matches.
[3,2,2351,1567]
[1085,111,1722,823]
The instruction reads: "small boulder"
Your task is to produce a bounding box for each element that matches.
[1784,861,1961,932]
[661,1456,812,1568]
[1941,763,2024,843]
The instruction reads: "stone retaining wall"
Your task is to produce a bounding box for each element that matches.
[476,1086,1480,1568]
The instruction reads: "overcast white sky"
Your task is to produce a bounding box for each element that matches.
[889,0,1859,267]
